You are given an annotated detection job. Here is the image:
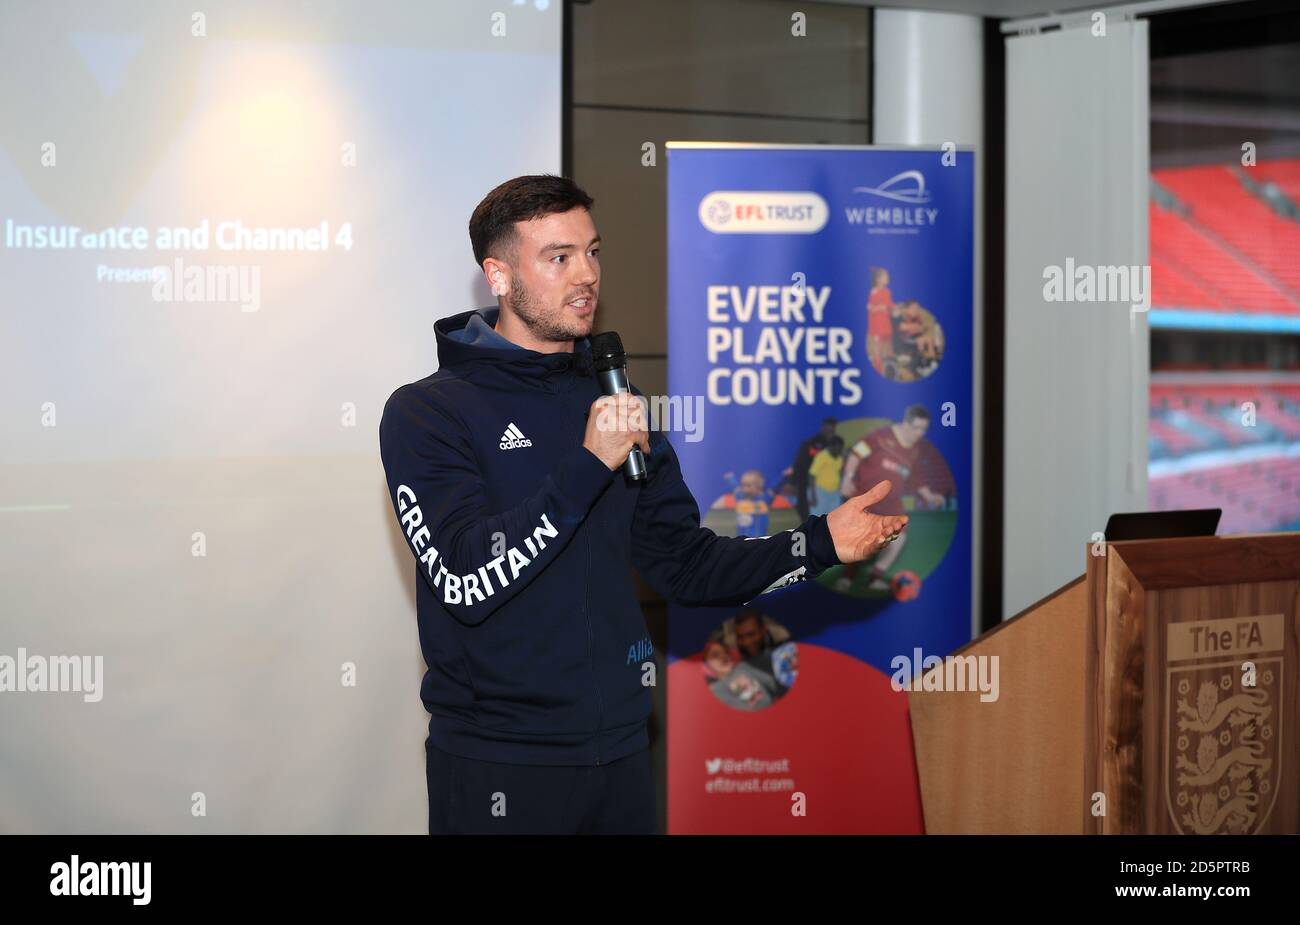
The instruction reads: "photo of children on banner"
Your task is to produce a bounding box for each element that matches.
[808,435,846,516]
[707,406,955,601]
[866,266,946,384]
[700,610,799,712]
[834,404,951,598]
[721,468,794,537]
[783,416,839,520]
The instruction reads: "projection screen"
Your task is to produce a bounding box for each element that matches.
[0,0,561,833]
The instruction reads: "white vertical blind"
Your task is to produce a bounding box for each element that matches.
[1003,19,1150,618]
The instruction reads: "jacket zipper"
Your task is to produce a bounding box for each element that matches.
[585,528,604,766]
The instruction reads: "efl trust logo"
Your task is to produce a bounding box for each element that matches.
[698,191,828,234]
[499,422,532,450]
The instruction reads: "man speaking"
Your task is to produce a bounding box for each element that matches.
[379,175,907,835]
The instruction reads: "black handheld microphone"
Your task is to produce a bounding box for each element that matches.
[590,331,646,482]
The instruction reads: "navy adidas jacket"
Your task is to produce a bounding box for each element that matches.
[379,306,842,766]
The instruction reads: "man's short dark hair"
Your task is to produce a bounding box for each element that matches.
[469,174,595,267]
[904,404,930,424]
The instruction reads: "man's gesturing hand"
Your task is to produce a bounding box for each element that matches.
[825,480,908,564]
[583,393,651,471]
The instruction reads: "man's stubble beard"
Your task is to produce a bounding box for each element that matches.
[507,276,593,343]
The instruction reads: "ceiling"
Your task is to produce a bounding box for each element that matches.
[813,0,1239,21]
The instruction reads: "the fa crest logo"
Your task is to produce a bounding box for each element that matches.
[1164,614,1283,835]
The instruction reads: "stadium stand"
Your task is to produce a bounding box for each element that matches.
[1157,164,1300,298]
[1149,160,1300,317]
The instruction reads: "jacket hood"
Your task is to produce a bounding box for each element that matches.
[434,306,596,384]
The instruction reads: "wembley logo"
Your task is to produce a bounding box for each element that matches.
[852,170,932,204]
[846,169,939,229]
[499,422,532,450]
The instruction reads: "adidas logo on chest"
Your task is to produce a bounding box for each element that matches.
[499,422,533,450]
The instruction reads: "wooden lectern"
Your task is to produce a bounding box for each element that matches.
[909,532,1300,834]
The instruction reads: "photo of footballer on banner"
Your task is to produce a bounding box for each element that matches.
[828,405,956,601]
[704,404,958,603]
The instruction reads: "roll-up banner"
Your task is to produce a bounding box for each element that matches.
[665,143,975,834]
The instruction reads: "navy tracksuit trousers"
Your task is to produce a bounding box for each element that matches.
[426,739,656,835]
